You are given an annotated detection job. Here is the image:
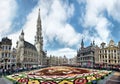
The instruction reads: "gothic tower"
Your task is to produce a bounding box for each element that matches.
[16,30,25,67]
[35,9,43,65]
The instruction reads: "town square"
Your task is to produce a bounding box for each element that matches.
[0,0,120,84]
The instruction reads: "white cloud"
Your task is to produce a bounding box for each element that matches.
[0,0,17,38]
[9,31,20,48]
[47,48,76,58]
[56,24,81,47]
[104,0,120,22]
[79,0,118,46]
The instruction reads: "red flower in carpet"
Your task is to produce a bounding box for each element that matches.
[18,78,29,83]
[74,78,87,84]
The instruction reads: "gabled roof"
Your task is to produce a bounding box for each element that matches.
[1,37,12,45]
[24,41,37,51]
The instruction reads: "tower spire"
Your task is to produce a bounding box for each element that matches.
[21,29,24,35]
[37,8,41,25]
[19,30,24,41]
[81,38,84,49]
[35,8,42,43]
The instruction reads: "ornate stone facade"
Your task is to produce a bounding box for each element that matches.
[16,9,46,68]
[16,30,38,68]
[98,39,120,67]
[0,37,14,69]
[77,39,98,68]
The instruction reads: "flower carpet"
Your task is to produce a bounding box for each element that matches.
[6,66,112,84]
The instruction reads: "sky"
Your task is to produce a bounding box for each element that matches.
[0,0,120,58]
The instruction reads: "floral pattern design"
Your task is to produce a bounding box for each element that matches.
[6,68,112,84]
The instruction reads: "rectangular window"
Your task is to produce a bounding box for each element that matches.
[5,53,7,57]
[8,59,10,62]
[9,53,11,57]
[6,46,7,50]
[2,46,4,50]
[9,46,11,50]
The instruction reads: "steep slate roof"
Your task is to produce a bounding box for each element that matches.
[24,41,37,51]
[1,37,12,45]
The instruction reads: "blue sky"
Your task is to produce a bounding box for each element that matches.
[0,0,120,58]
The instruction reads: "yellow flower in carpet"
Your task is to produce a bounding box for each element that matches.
[87,76,96,82]
[90,76,96,80]
[59,80,73,84]
[87,76,91,80]
[28,80,40,84]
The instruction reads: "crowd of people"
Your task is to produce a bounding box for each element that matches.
[0,66,46,77]
[0,68,17,77]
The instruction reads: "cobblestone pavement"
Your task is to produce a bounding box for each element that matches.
[0,77,13,84]
[93,71,120,84]
[97,72,113,84]
[105,72,120,84]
